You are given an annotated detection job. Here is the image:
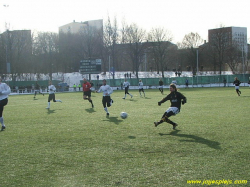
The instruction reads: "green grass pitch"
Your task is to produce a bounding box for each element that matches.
[0,87,249,186]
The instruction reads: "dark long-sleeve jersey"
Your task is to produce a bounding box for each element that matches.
[159,80,163,86]
[233,80,241,86]
[159,91,187,111]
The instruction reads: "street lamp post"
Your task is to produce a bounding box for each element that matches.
[196,49,199,86]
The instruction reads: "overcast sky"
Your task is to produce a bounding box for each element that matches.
[1,0,249,43]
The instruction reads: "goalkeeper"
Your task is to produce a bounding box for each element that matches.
[154,83,187,130]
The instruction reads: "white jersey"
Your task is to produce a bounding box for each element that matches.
[97,84,113,96]
[0,82,11,101]
[172,80,177,85]
[48,85,56,94]
[123,81,130,88]
[138,82,143,89]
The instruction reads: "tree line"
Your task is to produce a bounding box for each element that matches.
[0,17,249,80]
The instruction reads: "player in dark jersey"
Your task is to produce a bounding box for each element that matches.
[233,77,241,96]
[33,81,44,99]
[154,83,187,130]
[83,78,94,108]
[159,78,164,94]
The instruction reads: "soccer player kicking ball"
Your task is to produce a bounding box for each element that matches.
[154,83,187,130]
[46,81,62,109]
[96,79,113,116]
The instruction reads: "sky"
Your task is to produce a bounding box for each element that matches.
[1,0,250,43]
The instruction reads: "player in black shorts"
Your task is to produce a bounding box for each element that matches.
[159,78,164,94]
[233,77,241,96]
[154,83,187,130]
[138,79,145,97]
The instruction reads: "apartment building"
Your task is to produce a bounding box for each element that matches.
[208,26,247,54]
[59,19,103,34]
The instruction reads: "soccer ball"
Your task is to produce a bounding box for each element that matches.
[120,112,128,119]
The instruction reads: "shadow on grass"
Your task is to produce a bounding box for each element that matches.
[46,109,56,114]
[127,99,137,102]
[102,116,123,125]
[128,136,136,139]
[85,108,96,113]
[159,130,221,150]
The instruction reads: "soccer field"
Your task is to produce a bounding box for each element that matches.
[0,87,249,186]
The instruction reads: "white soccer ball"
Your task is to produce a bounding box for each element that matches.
[120,112,128,119]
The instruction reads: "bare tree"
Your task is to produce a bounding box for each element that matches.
[224,40,241,74]
[208,27,229,74]
[148,27,174,77]
[122,23,147,78]
[0,30,32,80]
[103,16,119,78]
[33,32,59,80]
[179,32,204,75]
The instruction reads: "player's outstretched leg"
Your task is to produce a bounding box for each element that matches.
[154,111,177,129]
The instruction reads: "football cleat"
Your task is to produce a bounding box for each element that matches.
[173,123,178,130]
[154,122,159,127]
[1,126,6,131]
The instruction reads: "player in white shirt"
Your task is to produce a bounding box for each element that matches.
[172,79,177,85]
[0,77,11,131]
[138,79,145,97]
[96,79,113,116]
[46,81,62,109]
[123,79,133,99]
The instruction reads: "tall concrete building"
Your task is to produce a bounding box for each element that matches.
[208,26,247,54]
[59,19,103,34]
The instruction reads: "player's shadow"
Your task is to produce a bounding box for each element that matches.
[128,99,138,102]
[144,97,151,99]
[85,108,96,113]
[47,109,56,114]
[102,116,123,125]
[128,136,136,139]
[159,130,221,150]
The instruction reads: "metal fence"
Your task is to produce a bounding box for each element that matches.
[91,74,250,88]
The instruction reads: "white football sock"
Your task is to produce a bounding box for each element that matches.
[104,107,109,113]
[0,117,4,126]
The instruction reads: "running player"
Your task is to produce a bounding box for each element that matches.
[82,78,94,108]
[96,79,113,116]
[46,81,62,109]
[159,78,164,94]
[233,77,241,96]
[138,79,145,97]
[123,79,133,99]
[0,77,11,131]
[33,81,44,98]
[154,83,187,130]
